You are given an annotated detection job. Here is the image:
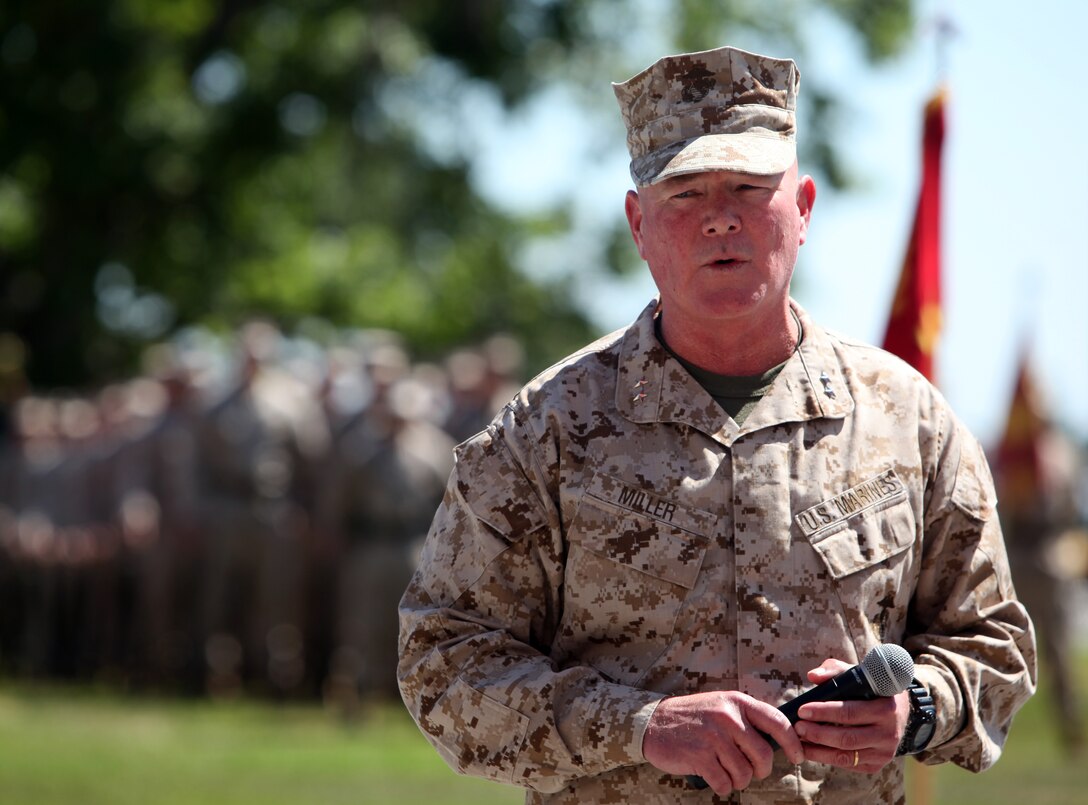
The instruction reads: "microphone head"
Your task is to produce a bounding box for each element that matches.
[859,644,915,697]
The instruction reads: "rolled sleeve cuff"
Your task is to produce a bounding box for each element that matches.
[575,684,666,771]
[913,662,964,750]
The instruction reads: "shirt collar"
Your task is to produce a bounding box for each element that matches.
[615,298,854,444]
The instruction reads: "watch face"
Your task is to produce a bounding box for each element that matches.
[915,721,936,749]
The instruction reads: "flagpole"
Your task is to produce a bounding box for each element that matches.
[933,13,959,84]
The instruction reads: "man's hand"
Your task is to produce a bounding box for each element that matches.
[793,658,911,773]
[642,691,806,797]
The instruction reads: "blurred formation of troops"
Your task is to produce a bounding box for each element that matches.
[0,321,523,713]
[1,322,1086,751]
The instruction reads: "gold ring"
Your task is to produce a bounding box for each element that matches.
[853,750,859,767]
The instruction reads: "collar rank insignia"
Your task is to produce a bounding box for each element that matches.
[819,371,836,399]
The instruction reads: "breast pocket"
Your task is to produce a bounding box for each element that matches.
[802,496,918,648]
[557,472,712,684]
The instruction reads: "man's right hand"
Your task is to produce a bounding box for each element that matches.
[642,691,806,797]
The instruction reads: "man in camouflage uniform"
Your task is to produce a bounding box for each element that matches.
[398,46,1036,804]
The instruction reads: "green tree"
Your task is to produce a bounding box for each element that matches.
[0,0,914,389]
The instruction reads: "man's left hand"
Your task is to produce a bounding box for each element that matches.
[792,658,911,773]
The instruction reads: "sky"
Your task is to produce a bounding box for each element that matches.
[469,0,1088,451]
[795,0,1088,450]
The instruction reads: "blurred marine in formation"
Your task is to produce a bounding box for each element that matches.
[317,335,454,709]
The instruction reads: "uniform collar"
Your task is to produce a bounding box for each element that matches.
[615,298,854,445]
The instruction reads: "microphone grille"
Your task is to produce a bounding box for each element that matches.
[860,644,915,697]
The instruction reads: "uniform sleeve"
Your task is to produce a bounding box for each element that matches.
[397,409,663,793]
[905,405,1037,771]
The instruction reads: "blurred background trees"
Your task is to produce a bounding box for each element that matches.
[0,0,914,392]
[5,6,1088,783]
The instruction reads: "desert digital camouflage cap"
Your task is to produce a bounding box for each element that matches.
[613,46,799,186]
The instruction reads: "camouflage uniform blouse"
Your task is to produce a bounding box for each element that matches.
[398,300,1036,804]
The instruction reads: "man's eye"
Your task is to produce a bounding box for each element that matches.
[673,189,698,199]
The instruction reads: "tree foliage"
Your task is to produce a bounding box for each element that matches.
[0,0,915,389]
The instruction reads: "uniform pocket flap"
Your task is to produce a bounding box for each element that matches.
[806,499,916,579]
[427,676,529,784]
[455,429,548,541]
[574,473,712,589]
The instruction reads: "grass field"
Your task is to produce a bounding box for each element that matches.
[0,656,1085,804]
[0,687,522,805]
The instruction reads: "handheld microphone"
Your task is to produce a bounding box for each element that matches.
[686,644,914,790]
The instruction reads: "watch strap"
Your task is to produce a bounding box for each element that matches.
[896,678,937,756]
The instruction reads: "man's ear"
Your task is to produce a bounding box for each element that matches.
[624,189,647,260]
[796,175,817,246]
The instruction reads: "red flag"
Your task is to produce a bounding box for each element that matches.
[994,350,1048,515]
[882,89,946,382]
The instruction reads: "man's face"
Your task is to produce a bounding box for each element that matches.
[625,165,816,331]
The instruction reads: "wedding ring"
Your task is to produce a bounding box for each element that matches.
[853,750,859,767]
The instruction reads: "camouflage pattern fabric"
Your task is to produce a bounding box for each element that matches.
[398,299,1037,804]
[613,46,799,186]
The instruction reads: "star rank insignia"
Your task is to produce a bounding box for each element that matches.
[819,371,836,399]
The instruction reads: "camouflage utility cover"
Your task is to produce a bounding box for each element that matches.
[613,46,799,186]
[398,300,1036,804]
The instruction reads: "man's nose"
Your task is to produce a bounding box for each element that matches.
[702,202,741,236]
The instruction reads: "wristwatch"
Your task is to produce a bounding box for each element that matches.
[896,679,937,756]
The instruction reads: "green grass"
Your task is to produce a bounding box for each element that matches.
[0,686,521,805]
[0,653,1084,804]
